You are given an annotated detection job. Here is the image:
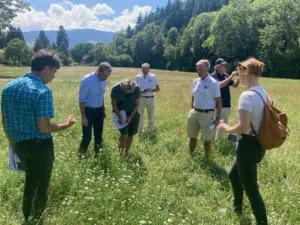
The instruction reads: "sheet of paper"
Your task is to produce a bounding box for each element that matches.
[8,145,24,173]
[112,110,128,130]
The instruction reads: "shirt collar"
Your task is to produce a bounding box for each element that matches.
[24,72,44,83]
[200,74,210,81]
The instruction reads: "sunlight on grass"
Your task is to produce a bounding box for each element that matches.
[0,66,299,225]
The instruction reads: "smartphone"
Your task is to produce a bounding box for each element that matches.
[228,134,238,142]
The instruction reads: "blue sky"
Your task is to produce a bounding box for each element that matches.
[26,0,168,14]
[12,0,169,32]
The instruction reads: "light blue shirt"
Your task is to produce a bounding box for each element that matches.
[78,72,107,108]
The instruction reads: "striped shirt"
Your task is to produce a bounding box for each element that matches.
[1,73,54,143]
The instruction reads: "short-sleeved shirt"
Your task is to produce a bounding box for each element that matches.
[135,73,159,97]
[78,72,107,108]
[192,75,221,110]
[238,85,268,134]
[111,83,140,114]
[211,71,234,108]
[1,73,54,143]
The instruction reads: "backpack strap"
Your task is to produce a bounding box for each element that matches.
[248,89,269,105]
[250,122,257,136]
[248,89,268,136]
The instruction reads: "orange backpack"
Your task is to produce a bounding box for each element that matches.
[250,90,289,150]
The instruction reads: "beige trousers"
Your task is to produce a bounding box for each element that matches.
[138,97,155,133]
[215,107,231,140]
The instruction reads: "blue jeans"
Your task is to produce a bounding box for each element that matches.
[79,107,105,155]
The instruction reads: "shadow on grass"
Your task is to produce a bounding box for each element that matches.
[214,138,236,157]
[239,215,252,225]
[138,131,158,145]
[191,157,231,191]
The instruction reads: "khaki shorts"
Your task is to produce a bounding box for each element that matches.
[187,109,215,141]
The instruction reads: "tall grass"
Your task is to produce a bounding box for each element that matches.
[0,66,299,225]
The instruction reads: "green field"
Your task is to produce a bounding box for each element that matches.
[0,66,299,225]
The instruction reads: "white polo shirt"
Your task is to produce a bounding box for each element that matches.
[192,75,221,110]
[135,73,159,97]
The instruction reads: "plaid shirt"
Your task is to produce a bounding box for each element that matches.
[1,73,54,143]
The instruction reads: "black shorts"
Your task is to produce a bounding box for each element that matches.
[119,113,140,137]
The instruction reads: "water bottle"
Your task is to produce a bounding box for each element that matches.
[209,119,224,130]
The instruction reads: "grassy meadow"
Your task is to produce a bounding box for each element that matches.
[0,66,299,225]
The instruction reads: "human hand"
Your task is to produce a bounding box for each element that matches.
[67,115,76,127]
[216,123,230,132]
[81,117,88,127]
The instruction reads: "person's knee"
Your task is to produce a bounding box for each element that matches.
[244,183,260,198]
[120,135,128,141]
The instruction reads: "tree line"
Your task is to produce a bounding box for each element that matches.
[0,0,299,78]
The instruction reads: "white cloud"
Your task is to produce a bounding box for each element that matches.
[11,2,151,32]
[93,3,115,16]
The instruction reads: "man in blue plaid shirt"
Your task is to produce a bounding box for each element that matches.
[1,50,75,224]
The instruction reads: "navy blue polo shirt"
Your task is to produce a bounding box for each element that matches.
[211,71,234,108]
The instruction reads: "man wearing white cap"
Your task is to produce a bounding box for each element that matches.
[136,63,160,134]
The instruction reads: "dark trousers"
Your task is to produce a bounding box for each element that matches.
[14,138,54,221]
[79,107,105,154]
[229,135,268,225]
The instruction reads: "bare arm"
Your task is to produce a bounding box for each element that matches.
[79,102,87,119]
[112,98,122,119]
[151,85,160,92]
[232,78,240,88]
[128,99,139,119]
[37,116,75,134]
[215,97,222,120]
[217,110,251,134]
[191,96,194,109]
[218,74,234,88]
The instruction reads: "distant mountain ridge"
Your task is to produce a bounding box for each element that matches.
[23,29,115,48]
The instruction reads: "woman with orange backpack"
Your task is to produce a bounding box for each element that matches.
[217,58,269,225]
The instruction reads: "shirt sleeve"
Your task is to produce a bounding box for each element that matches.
[238,92,253,112]
[191,80,196,97]
[111,86,119,100]
[36,90,54,118]
[78,79,88,103]
[212,81,221,98]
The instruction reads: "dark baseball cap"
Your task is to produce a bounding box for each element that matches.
[215,58,228,66]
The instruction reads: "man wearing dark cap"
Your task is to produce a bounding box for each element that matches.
[211,58,240,139]
[78,62,112,158]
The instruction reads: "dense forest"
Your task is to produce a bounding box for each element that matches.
[1,0,300,78]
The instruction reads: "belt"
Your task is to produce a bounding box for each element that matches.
[85,106,104,111]
[141,96,154,98]
[194,108,214,113]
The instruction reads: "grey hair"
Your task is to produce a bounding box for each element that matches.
[196,59,210,70]
[120,78,137,94]
[141,63,150,69]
